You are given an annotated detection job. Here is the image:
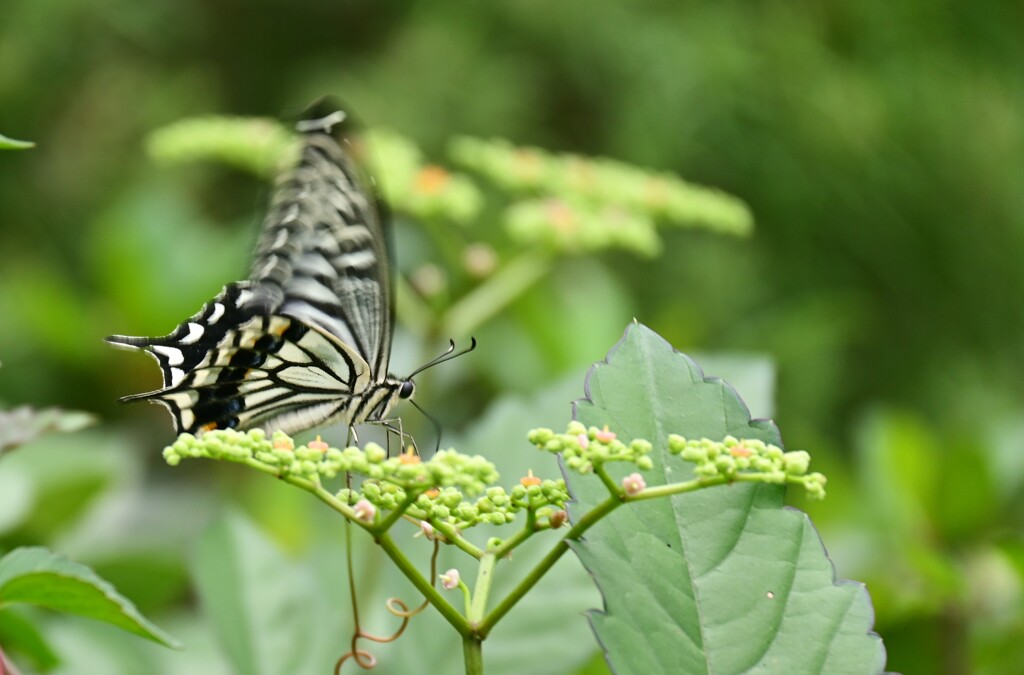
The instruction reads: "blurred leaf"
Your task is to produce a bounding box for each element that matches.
[0,468,34,536]
[192,511,315,675]
[0,406,95,455]
[0,547,179,648]
[88,181,252,337]
[0,133,33,150]
[0,431,134,541]
[572,650,612,675]
[855,410,936,538]
[0,265,102,369]
[55,486,218,615]
[45,610,232,675]
[987,415,1024,501]
[479,257,632,392]
[571,323,885,674]
[0,607,60,671]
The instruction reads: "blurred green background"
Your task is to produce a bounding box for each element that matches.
[2,2,1023,673]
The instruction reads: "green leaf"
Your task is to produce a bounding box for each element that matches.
[571,323,885,674]
[0,547,179,649]
[192,511,315,675]
[0,607,60,671]
[0,407,95,455]
[0,133,34,150]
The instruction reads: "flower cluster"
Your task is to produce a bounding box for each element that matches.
[165,429,497,487]
[147,116,296,178]
[448,136,753,245]
[528,422,654,474]
[367,129,483,224]
[668,435,827,499]
[163,429,569,531]
[354,478,570,531]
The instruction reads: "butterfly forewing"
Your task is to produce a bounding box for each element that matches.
[253,130,392,376]
[108,101,407,437]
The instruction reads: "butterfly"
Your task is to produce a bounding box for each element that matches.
[108,99,470,438]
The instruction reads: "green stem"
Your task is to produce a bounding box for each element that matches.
[468,554,497,627]
[376,532,470,636]
[433,521,485,559]
[626,473,767,502]
[374,494,417,533]
[488,523,533,559]
[593,464,622,496]
[463,635,484,675]
[479,494,622,635]
[442,251,552,337]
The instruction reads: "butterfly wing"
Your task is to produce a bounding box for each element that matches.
[108,101,402,436]
[252,102,393,377]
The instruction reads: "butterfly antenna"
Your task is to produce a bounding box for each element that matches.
[409,399,443,454]
[407,337,478,380]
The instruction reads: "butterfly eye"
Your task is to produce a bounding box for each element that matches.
[399,381,415,399]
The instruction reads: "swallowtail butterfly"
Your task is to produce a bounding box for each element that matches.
[109,99,459,438]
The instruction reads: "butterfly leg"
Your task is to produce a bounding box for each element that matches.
[373,418,416,456]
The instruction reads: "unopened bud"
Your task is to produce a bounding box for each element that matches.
[622,473,646,496]
[353,499,376,523]
[440,568,460,590]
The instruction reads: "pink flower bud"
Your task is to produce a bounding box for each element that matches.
[440,568,460,590]
[307,436,329,453]
[576,433,590,449]
[595,426,617,443]
[622,473,646,496]
[419,521,435,541]
[353,499,376,523]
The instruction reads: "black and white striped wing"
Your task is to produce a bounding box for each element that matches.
[108,101,405,436]
[252,111,393,377]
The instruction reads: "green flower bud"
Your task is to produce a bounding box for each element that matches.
[544,438,564,453]
[714,456,737,473]
[631,439,653,455]
[528,428,555,445]
[255,451,279,465]
[694,463,719,477]
[365,443,387,463]
[681,445,709,463]
[783,451,811,475]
